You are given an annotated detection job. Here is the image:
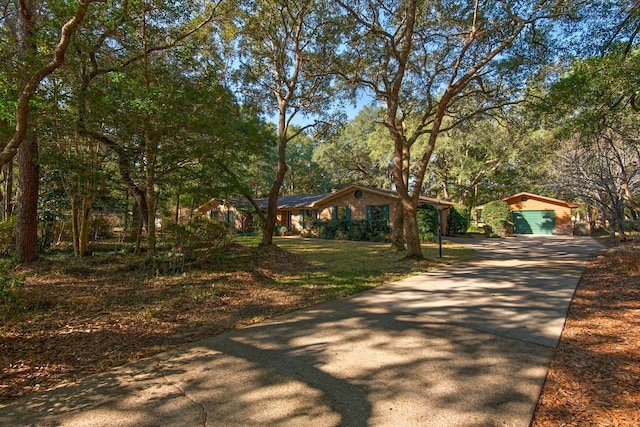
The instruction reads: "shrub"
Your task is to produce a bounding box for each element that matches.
[625,220,640,235]
[417,204,438,241]
[481,201,513,237]
[447,205,469,236]
[162,218,233,258]
[274,225,288,236]
[0,271,24,307]
[310,219,389,242]
[0,258,27,317]
[0,217,16,256]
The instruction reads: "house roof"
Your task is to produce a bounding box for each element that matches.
[503,192,579,209]
[314,185,454,208]
[198,185,454,212]
[262,192,333,209]
[197,193,332,212]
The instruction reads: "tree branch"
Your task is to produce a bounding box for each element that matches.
[0,0,102,166]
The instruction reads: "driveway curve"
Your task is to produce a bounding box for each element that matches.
[0,236,603,427]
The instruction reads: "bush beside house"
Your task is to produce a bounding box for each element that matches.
[417,204,439,241]
[447,205,469,236]
[481,201,513,237]
[310,219,390,242]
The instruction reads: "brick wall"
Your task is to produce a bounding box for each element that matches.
[315,190,399,222]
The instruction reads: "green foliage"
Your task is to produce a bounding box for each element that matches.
[285,130,331,194]
[310,219,390,242]
[0,218,16,256]
[0,258,27,318]
[0,270,25,301]
[156,219,233,275]
[417,205,439,242]
[37,183,69,252]
[625,220,640,235]
[161,218,233,259]
[481,201,513,237]
[313,106,391,188]
[447,205,469,236]
[274,225,288,236]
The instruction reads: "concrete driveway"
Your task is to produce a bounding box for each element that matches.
[0,236,603,426]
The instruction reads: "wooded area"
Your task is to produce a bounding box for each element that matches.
[0,0,639,261]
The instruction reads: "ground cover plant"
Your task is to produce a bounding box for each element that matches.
[0,236,474,402]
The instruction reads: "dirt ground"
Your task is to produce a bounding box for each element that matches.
[531,239,640,426]
[1,239,638,424]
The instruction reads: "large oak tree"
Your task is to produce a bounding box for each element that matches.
[335,0,575,258]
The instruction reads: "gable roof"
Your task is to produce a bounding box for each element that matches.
[314,185,454,208]
[503,192,579,209]
[266,192,333,209]
[198,185,454,212]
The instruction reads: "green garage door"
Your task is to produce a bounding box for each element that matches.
[513,210,556,235]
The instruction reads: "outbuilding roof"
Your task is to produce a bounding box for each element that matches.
[503,192,579,209]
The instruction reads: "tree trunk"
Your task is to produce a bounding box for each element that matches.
[401,199,423,260]
[390,199,405,251]
[79,195,93,256]
[614,196,627,241]
[146,185,156,258]
[145,132,156,258]
[71,194,80,256]
[2,160,14,220]
[262,164,286,246]
[174,182,181,224]
[262,111,288,246]
[16,137,39,263]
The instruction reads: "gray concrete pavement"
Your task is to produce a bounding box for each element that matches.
[0,236,603,426]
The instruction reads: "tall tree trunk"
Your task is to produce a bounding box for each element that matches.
[79,195,93,256]
[71,194,80,256]
[14,0,38,263]
[141,7,156,261]
[145,129,156,258]
[608,212,616,239]
[614,195,627,241]
[390,144,410,251]
[2,160,14,220]
[16,137,39,263]
[174,182,181,224]
[390,199,405,251]
[401,199,422,259]
[262,110,288,246]
[132,187,148,255]
[262,153,287,246]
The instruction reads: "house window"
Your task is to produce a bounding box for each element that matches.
[300,210,316,229]
[366,204,390,225]
[210,210,219,220]
[332,206,351,221]
[354,189,363,199]
[225,209,236,226]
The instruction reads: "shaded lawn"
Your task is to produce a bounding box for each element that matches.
[243,236,472,299]
[0,236,475,402]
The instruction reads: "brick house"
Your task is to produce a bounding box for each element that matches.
[197,185,453,235]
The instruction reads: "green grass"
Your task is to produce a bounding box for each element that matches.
[233,235,477,302]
